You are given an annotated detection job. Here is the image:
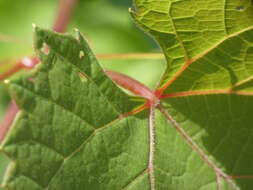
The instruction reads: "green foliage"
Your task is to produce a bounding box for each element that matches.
[1,27,148,189]
[1,0,253,190]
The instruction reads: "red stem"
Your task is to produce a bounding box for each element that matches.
[0,63,23,81]
[105,70,158,104]
[0,57,39,82]
[53,0,78,32]
[0,0,78,82]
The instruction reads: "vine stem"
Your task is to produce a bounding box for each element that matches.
[0,64,23,81]
[53,0,78,33]
[105,70,155,101]
[106,71,251,189]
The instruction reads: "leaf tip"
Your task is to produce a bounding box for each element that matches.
[74,28,82,42]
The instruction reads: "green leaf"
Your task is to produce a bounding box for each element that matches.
[1,27,148,189]
[132,0,253,90]
[1,0,253,190]
[132,0,253,189]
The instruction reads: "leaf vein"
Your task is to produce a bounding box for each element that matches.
[11,83,97,130]
[120,168,148,190]
[45,116,124,188]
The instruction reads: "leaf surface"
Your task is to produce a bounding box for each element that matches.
[132,0,253,189]
[1,0,253,190]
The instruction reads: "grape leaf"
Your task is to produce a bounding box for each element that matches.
[1,0,253,190]
[131,0,253,189]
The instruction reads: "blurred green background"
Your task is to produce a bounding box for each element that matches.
[0,0,165,186]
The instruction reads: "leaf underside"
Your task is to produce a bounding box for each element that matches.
[1,0,253,190]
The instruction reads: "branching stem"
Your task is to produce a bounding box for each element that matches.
[105,70,155,102]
